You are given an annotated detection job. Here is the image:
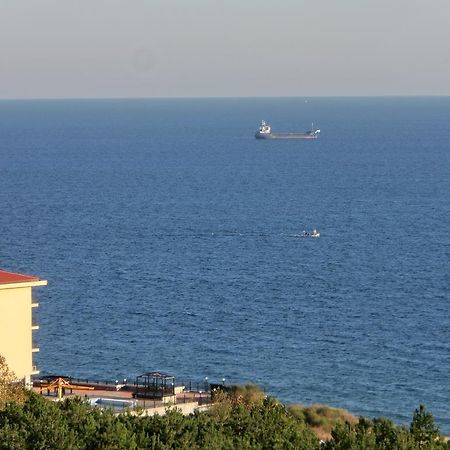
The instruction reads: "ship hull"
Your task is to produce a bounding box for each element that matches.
[255,132,318,140]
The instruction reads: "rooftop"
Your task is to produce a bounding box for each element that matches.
[0,269,44,285]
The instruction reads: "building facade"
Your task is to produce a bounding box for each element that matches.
[0,270,47,386]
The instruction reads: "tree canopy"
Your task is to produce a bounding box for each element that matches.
[0,370,449,450]
[0,354,25,409]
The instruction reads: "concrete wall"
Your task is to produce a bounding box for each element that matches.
[133,402,210,417]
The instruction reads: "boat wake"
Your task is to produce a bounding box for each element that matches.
[145,230,321,239]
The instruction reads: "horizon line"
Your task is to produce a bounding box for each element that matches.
[1,94,450,102]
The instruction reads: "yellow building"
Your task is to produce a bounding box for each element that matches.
[0,269,47,386]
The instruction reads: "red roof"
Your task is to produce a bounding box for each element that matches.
[0,270,41,285]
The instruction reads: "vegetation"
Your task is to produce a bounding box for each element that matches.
[0,391,319,450]
[287,404,358,441]
[0,367,449,449]
[0,355,25,409]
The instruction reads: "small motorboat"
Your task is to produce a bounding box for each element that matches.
[302,229,320,238]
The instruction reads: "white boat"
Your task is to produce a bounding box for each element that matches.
[302,229,320,238]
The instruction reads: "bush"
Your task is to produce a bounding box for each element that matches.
[0,355,26,409]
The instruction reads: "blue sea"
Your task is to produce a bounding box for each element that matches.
[1,97,449,431]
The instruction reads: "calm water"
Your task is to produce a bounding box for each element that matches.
[1,97,449,430]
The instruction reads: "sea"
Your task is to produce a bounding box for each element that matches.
[1,97,449,431]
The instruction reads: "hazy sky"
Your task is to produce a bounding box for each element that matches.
[1,0,449,98]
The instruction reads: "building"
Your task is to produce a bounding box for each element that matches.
[0,269,47,386]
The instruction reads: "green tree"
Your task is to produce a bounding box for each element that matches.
[410,405,440,449]
[372,417,410,450]
[324,421,357,450]
[0,355,25,409]
[1,387,449,450]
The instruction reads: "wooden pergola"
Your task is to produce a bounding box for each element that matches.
[39,377,94,400]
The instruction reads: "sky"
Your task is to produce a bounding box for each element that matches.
[1,0,449,98]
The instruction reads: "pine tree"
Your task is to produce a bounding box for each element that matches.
[410,404,440,449]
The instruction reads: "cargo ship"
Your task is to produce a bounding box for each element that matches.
[255,120,320,140]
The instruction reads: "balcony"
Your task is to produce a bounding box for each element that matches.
[31,365,40,375]
[32,305,39,330]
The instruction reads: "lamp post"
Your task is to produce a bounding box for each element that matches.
[204,376,208,391]
[222,377,225,386]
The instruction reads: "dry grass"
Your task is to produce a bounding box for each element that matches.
[288,403,358,441]
[227,384,266,405]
